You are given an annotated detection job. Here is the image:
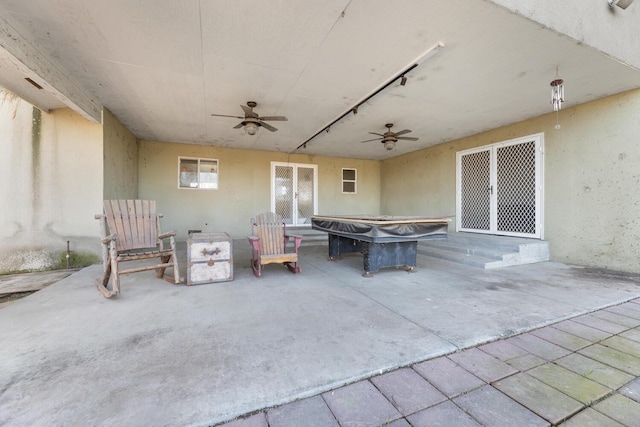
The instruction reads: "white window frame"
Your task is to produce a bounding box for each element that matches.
[341,168,357,194]
[178,157,219,190]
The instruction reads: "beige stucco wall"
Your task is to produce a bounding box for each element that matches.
[138,140,381,240]
[0,99,103,273]
[545,89,640,272]
[103,108,138,199]
[382,89,640,273]
[492,0,640,70]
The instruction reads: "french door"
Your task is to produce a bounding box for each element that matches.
[456,133,543,238]
[271,162,318,226]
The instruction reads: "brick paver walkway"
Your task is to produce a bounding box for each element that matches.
[218,299,640,426]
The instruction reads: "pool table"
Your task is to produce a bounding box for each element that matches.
[311,215,449,277]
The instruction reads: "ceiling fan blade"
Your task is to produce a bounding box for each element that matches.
[259,121,278,132]
[393,129,412,137]
[232,122,244,129]
[361,138,381,143]
[211,113,244,119]
[397,136,419,141]
[240,104,253,116]
[368,132,385,137]
[258,116,288,121]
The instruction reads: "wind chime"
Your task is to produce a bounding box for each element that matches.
[550,68,565,129]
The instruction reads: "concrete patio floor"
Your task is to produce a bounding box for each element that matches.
[1,242,640,426]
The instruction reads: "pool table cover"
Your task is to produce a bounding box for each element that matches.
[311,215,449,243]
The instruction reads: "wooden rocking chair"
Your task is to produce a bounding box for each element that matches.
[95,200,180,298]
[248,212,302,277]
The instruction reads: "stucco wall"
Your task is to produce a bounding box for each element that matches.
[491,0,640,69]
[103,108,138,199]
[381,88,640,273]
[0,98,103,273]
[138,141,381,240]
[545,89,640,272]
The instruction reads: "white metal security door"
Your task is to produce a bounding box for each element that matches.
[458,147,492,232]
[456,133,543,238]
[271,162,318,226]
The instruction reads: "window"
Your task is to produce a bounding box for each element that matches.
[342,168,357,194]
[179,157,218,189]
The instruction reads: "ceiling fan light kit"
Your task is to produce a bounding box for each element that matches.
[244,121,259,135]
[361,123,419,151]
[211,101,287,135]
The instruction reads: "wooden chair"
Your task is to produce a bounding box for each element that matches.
[248,212,302,277]
[94,200,180,298]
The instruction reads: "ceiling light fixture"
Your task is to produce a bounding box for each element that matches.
[24,77,43,89]
[384,140,396,151]
[608,0,634,9]
[244,121,259,135]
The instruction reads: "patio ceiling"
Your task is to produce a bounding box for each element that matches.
[1,0,639,160]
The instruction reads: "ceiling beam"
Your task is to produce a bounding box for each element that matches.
[0,16,102,123]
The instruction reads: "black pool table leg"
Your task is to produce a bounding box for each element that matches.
[362,242,378,278]
[363,241,419,277]
[328,234,363,261]
[327,233,341,261]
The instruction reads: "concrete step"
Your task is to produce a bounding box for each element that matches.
[417,244,499,268]
[419,239,508,260]
[440,232,531,251]
[286,227,327,246]
[418,232,549,269]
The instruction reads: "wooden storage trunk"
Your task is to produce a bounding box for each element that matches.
[186,232,233,285]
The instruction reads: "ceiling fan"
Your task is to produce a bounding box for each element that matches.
[210,101,287,135]
[361,123,418,150]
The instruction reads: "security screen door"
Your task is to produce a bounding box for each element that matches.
[271,162,318,226]
[456,133,543,238]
